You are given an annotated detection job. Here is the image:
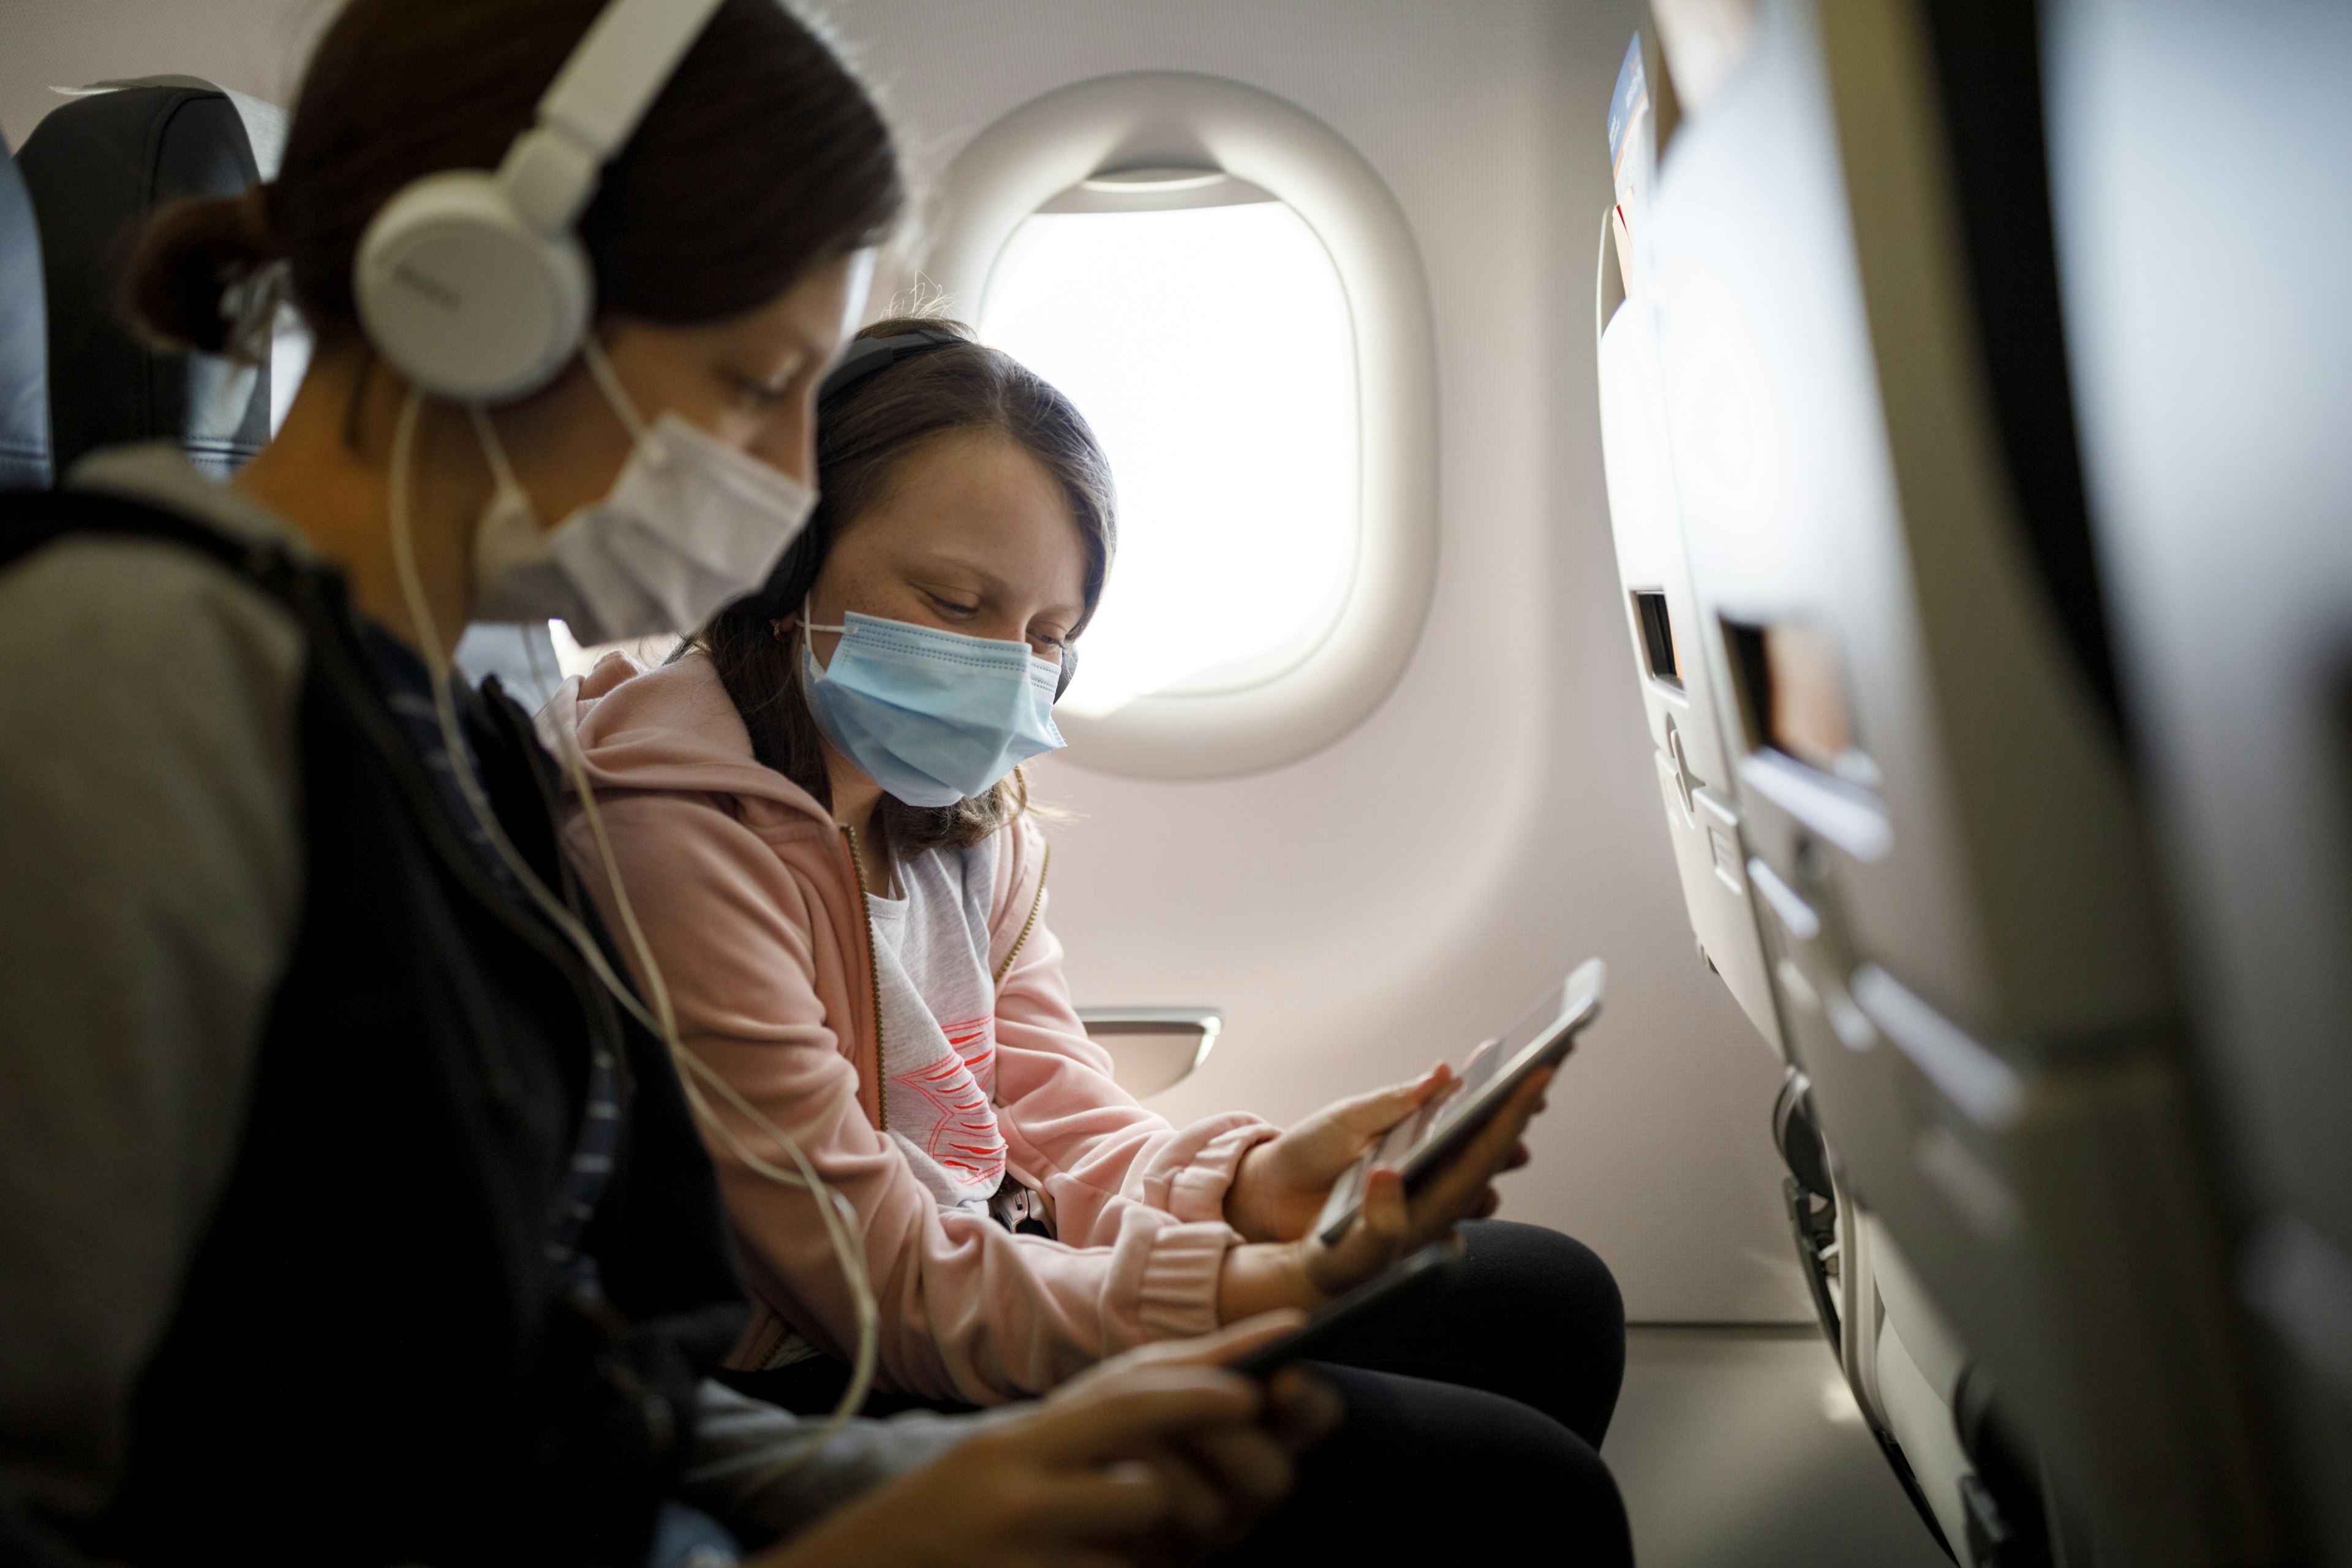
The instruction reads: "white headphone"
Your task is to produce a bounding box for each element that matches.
[353,0,728,403]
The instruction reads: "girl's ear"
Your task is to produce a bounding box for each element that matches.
[769,616,797,643]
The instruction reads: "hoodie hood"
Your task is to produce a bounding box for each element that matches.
[540,649,836,835]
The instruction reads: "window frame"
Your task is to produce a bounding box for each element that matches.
[928,70,1439,778]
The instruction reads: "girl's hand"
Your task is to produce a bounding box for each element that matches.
[1223,1063,1456,1243]
[754,1316,1336,1568]
[1216,1069,1549,1322]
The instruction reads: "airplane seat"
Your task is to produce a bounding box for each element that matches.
[2045,5,2352,1562]
[16,80,273,481]
[0,135,51,491]
[1615,0,2291,1561]
[1597,29,1975,1559]
[1773,1068,1970,1556]
[2,75,560,709]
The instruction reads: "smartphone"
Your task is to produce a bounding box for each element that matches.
[1227,1242,1456,1379]
[1313,959,1605,1246]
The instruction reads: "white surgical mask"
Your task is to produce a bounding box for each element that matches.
[469,338,817,644]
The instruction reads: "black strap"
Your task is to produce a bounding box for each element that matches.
[816,327,963,408]
[0,488,303,603]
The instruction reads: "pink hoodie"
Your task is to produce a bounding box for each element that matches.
[545,650,1277,1404]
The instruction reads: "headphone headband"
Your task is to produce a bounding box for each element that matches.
[354,0,733,402]
[498,0,728,235]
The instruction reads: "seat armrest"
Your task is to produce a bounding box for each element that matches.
[1076,1008,1222,1099]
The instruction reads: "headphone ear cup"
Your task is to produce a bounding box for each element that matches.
[355,170,594,402]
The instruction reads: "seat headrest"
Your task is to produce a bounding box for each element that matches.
[0,135,50,491]
[18,81,273,480]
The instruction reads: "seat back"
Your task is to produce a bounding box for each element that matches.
[0,135,50,491]
[1638,0,2283,1559]
[2048,5,2352,1562]
[1593,40,1786,1058]
[17,80,272,479]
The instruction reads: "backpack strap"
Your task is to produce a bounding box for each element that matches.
[0,488,306,606]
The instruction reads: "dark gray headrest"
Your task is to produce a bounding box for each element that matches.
[0,135,50,491]
[18,83,271,480]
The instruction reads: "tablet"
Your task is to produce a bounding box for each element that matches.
[1312,959,1605,1247]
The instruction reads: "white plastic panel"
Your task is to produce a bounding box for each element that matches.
[1596,288,1785,1055]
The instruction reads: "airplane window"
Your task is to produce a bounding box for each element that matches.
[925,72,1434,777]
[980,176,1357,718]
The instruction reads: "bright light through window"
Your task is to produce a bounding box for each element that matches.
[982,197,1358,718]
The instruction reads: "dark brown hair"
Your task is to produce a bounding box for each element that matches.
[699,316,1116,855]
[126,0,904,355]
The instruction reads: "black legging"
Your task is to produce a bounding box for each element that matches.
[729,1220,1632,1564]
[1211,1219,1630,1564]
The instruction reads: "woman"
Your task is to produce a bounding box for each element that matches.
[0,3,1329,1564]
[551,318,1632,1561]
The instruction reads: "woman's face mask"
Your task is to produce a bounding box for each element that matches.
[799,606,1066,806]
[788,429,1096,805]
[469,337,817,645]
[466,250,870,644]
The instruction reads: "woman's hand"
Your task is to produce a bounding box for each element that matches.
[1222,1064,1455,1243]
[1216,1068,1550,1322]
[753,1314,1339,1568]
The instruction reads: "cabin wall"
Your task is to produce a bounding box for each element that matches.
[0,0,323,150]
[0,0,1813,1322]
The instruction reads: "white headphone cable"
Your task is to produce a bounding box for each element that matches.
[388,388,880,1476]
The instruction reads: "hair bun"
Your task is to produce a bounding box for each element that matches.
[125,182,283,358]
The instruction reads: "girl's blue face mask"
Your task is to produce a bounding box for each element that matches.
[801,607,1066,807]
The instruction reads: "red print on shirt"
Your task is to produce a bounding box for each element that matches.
[892,1017,1005,1186]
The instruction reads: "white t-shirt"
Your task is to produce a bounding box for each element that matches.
[868,837,1007,1212]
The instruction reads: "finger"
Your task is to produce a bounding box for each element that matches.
[1030,1371,1261,1464]
[1135,1440,1234,1542]
[1502,1143,1532,1172]
[1171,1421,1295,1515]
[1361,1164,1410,1243]
[1265,1365,1346,1451]
[1298,1166,1412,1298]
[1199,1311,1306,1368]
[1016,1464,1173,1542]
[1476,1188,1502,1218]
[1404,1072,1551,1233]
[1098,1311,1306,1378]
[1342,1166,1413,1263]
[1305,1062,1455,1140]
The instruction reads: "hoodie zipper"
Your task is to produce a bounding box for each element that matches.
[993,839,1050,986]
[841,823,888,1131]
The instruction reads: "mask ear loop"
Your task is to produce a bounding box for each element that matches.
[466,403,533,517]
[579,336,655,448]
[388,388,879,1478]
[801,595,845,638]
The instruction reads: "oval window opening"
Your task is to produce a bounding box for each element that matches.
[981,178,1359,719]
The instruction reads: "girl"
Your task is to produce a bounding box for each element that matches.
[552,318,1632,1562]
[0,3,1325,1563]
